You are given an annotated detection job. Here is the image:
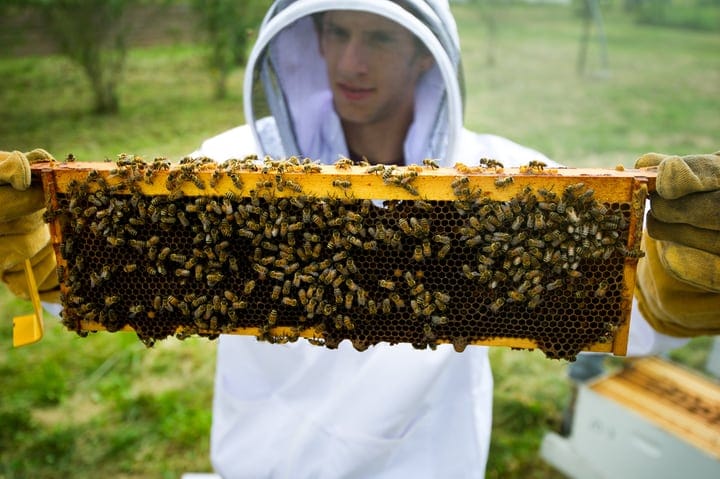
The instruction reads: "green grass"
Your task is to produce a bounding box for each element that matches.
[0,287,216,478]
[457,3,720,167]
[1,3,718,478]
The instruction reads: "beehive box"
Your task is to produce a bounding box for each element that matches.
[541,357,720,478]
[35,156,652,360]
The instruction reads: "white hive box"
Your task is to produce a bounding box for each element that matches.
[541,356,720,479]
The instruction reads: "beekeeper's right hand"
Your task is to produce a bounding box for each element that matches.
[634,151,720,336]
[0,149,60,302]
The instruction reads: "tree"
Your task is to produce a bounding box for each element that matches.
[576,0,610,78]
[191,0,271,100]
[10,0,144,115]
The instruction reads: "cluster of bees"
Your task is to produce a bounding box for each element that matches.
[49,154,636,359]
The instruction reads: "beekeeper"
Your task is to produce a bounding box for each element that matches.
[1,1,718,478]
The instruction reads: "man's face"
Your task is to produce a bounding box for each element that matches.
[318,10,433,127]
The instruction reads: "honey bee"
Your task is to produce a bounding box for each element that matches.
[411,283,425,296]
[149,295,162,311]
[398,218,412,235]
[507,290,525,303]
[106,295,122,308]
[344,211,362,223]
[367,299,378,315]
[296,274,315,285]
[494,176,514,188]
[452,336,468,353]
[322,302,335,316]
[268,309,278,325]
[172,268,189,278]
[345,259,359,274]
[565,206,581,226]
[462,264,477,280]
[381,298,392,314]
[167,253,185,264]
[410,200,432,213]
[546,279,564,291]
[334,156,354,169]
[346,235,362,248]
[332,179,351,189]
[206,272,224,286]
[284,179,303,193]
[526,238,546,249]
[480,157,504,169]
[271,285,282,301]
[451,177,469,189]
[413,246,424,262]
[224,290,239,302]
[422,324,436,341]
[269,270,285,281]
[389,293,405,310]
[434,291,451,304]
[489,297,505,313]
[567,269,583,279]
[543,230,564,247]
[106,236,125,247]
[521,293,541,310]
[89,271,104,288]
[528,160,546,171]
[229,173,244,189]
[356,288,367,307]
[401,271,415,288]
[429,235,449,248]
[344,293,354,310]
[360,199,372,215]
[279,279,291,296]
[594,280,610,298]
[238,279,255,296]
[431,315,448,325]
[466,235,484,248]
[157,262,170,276]
[291,288,306,306]
[423,158,440,169]
[310,214,325,228]
[252,264,268,280]
[366,164,386,175]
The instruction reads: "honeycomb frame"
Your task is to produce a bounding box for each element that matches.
[35,156,653,360]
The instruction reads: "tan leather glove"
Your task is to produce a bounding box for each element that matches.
[0,149,60,303]
[634,151,720,337]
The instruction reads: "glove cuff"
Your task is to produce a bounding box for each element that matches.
[656,240,720,293]
[0,218,51,271]
[1,242,60,303]
[635,233,720,337]
[656,153,720,199]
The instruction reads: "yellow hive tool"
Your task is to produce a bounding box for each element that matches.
[12,259,45,347]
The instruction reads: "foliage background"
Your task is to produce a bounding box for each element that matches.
[1,1,718,478]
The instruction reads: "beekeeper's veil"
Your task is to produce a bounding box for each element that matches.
[244,0,464,166]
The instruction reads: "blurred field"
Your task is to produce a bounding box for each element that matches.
[1,2,718,478]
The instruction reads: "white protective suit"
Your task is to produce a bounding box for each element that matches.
[192,1,685,477]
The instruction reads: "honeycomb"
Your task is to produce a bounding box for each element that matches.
[37,155,650,360]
